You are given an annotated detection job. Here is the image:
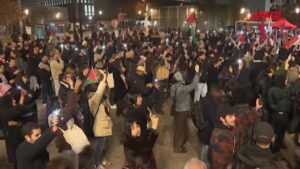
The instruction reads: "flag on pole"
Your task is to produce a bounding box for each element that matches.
[117,12,127,23]
[186,11,196,44]
[285,35,298,49]
[258,20,267,40]
[83,68,99,89]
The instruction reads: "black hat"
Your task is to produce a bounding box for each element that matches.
[253,122,274,144]
[217,103,235,118]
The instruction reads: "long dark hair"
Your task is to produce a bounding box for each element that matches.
[0,94,14,110]
[121,119,144,144]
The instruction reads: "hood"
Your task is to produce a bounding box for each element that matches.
[237,144,272,167]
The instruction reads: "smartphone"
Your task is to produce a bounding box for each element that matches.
[52,109,61,116]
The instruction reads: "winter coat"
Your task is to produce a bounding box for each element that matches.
[129,74,152,96]
[88,79,113,137]
[50,59,64,80]
[256,71,274,107]
[0,105,27,150]
[37,61,51,82]
[233,144,273,169]
[233,105,260,150]
[218,70,235,88]
[198,94,219,145]
[26,54,40,77]
[267,87,291,113]
[170,74,199,112]
[209,123,235,169]
[237,67,251,88]
[125,91,158,137]
[123,128,158,169]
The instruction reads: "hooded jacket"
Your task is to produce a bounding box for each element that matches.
[233,144,288,169]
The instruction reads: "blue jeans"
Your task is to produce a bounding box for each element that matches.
[95,136,111,166]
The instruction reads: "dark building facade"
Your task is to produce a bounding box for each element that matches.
[21,0,96,23]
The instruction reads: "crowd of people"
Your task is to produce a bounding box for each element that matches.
[0,26,299,169]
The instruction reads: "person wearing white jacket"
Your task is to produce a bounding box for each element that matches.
[50,49,64,96]
[88,70,113,169]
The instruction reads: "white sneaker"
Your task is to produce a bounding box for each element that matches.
[95,164,106,169]
[102,159,112,166]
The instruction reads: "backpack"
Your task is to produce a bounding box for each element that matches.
[190,101,207,130]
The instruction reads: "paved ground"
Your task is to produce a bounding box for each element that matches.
[0,98,202,169]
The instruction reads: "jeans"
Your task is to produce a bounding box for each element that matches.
[41,80,53,103]
[194,83,208,102]
[95,136,111,166]
[200,145,211,169]
[271,112,289,153]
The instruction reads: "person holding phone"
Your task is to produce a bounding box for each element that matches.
[122,108,159,169]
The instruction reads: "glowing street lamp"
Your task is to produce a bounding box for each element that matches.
[240,8,245,14]
[296,7,300,14]
[24,9,29,15]
[247,13,251,19]
[89,16,93,20]
[138,10,142,15]
[98,10,103,15]
[55,12,61,19]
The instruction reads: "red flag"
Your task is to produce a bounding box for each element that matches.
[111,19,118,28]
[117,12,127,22]
[87,68,98,81]
[285,35,298,49]
[258,21,267,40]
[187,12,196,24]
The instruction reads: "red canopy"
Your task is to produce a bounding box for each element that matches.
[250,11,282,21]
[272,18,297,30]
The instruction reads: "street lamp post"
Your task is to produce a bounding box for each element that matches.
[23,9,30,36]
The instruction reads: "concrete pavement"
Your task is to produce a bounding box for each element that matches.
[0,98,202,169]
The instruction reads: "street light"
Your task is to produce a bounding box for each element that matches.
[24,9,29,15]
[296,7,300,14]
[247,13,251,19]
[89,16,93,20]
[98,10,103,15]
[55,12,61,19]
[138,10,142,15]
[240,7,245,14]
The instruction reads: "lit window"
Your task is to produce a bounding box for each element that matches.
[85,5,88,16]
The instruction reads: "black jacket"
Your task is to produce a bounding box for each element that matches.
[233,144,289,169]
[267,87,291,113]
[16,129,55,169]
[198,94,219,145]
[123,129,158,169]
[128,74,153,97]
[233,144,272,169]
